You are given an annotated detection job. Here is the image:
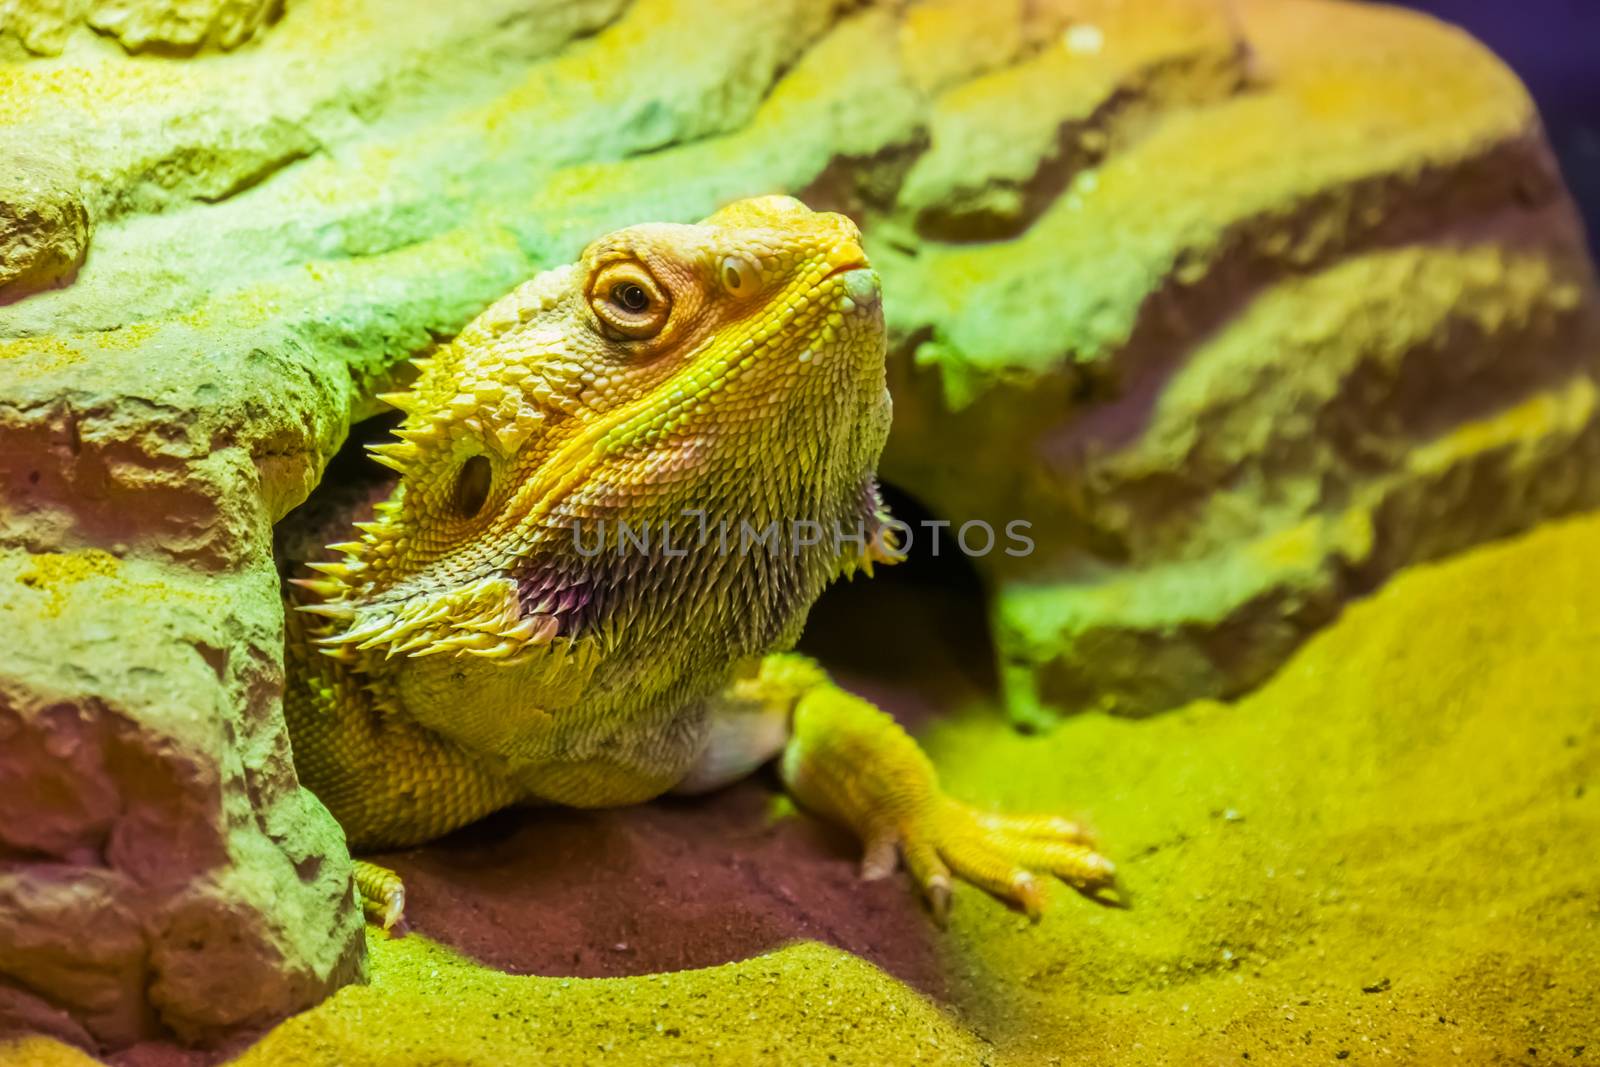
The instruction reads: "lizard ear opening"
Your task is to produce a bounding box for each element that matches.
[453,455,493,518]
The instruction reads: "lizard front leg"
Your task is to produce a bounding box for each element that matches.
[285,607,520,928]
[681,653,1118,922]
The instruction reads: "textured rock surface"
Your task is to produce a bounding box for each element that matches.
[875,0,1600,722]
[0,0,280,58]
[0,149,89,300]
[0,0,1596,1052]
[0,549,364,1049]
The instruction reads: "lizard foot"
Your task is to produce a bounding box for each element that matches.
[353,859,407,932]
[863,798,1119,924]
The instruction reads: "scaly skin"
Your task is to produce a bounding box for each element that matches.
[284,196,1114,929]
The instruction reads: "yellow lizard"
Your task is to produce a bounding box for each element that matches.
[283,196,1114,929]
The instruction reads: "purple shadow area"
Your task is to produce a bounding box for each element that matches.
[1388,0,1600,255]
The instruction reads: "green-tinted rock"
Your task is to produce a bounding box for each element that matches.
[878,0,1600,721]
[0,147,88,300]
[0,550,363,1046]
[1,0,280,58]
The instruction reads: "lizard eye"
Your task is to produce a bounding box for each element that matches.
[613,282,649,311]
[590,261,670,340]
[452,455,492,518]
[721,255,758,296]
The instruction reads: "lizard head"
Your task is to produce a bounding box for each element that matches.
[297,195,893,662]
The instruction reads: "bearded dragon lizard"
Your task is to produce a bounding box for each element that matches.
[283,196,1115,929]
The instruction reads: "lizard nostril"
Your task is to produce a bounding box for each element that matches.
[452,455,492,518]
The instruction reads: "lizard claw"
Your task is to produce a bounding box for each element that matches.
[924,875,953,928]
[876,797,1117,923]
[353,860,407,933]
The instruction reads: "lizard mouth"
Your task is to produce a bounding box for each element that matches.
[815,260,880,313]
[821,260,869,283]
